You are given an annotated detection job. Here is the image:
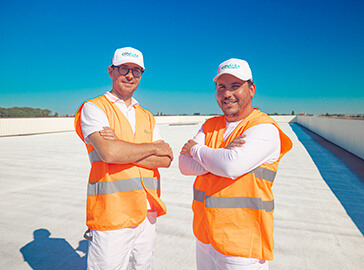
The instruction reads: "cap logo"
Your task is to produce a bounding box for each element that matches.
[122,52,139,58]
[221,64,240,70]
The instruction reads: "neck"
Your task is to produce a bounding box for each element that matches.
[110,90,132,107]
[226,107,254,122]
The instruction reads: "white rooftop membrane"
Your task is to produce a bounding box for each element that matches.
[0,123,362,269]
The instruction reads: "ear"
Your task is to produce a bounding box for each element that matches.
[108,66,114,79]
[249,84,256,98]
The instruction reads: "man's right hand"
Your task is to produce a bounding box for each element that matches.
[225,134,246,150]
[153,140,174,160]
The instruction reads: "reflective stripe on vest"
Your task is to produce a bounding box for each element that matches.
[88,177,160,195]
[206,196,274,212]
[193,188,274,212]
[194,188,205,203]
[250,167,276,182]
[193,167,275,203]
[89,150,102,164]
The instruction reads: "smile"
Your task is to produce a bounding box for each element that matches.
[122,81,134,85]
[223,100,237,105]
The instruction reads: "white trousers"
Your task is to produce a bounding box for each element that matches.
[196,240,269,270]
[87,211,157,270]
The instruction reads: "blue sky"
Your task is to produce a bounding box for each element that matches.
[0,0,363,115]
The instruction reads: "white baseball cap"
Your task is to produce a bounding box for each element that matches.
[111,47,145,69]
[213,58,252,82]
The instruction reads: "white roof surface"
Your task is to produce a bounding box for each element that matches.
[0,123,363,269]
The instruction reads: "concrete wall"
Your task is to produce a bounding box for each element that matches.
[270,115,296,123]
[296,116,364,160]
[1,115,362,160]
[156,115,297,125]
[0,116,212,137]
[155,115,213,125]
[0,115,295,137]
[0,118,75,137]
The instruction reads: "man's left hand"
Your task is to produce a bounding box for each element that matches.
[99,126,119,140]
[180,140,198,157]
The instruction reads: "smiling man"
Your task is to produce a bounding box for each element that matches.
[74,47,173,269]
[179,59,292,269]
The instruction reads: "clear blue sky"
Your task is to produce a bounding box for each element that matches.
[1,0,363,115]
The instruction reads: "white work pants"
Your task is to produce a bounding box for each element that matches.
[87,211,157,270]
[196,240,269,270]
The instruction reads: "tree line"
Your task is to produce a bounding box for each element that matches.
[0,107,58,118]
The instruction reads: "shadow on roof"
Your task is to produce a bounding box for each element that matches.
[290,123,364,235]
[20,229,88,269]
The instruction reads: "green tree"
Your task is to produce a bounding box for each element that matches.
[0,107,54,117]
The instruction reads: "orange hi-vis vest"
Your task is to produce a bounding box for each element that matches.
[74,95,166,231]
[192,109,292,260]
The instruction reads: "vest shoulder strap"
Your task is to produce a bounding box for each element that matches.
[135,106,156,131]
[202,115,226,134]
[74,94,105,142]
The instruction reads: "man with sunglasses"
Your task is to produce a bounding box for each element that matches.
[74,47,173,269]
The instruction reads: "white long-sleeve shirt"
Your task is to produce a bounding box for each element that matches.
[179,120,281,179]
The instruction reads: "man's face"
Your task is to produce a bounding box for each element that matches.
[108,63,142,99]
[216,74,255,122]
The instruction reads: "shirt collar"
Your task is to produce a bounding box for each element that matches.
[105,91,139,108]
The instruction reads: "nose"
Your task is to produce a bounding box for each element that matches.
[125,69,134,80]
[223,89,233,98]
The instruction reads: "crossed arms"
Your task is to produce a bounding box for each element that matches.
[88,127,173,168]
[85,121,280,173]
[179,124,281,179]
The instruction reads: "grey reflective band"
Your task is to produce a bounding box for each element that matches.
[87,151,160,190]
[88,177,160,195]
[250,167,276,183]
[205,196,274,212]
[193,188,274,211]
[88,178,143,195]
[143,177,161,191]
[194,188,205,203]
[89,150,102,164]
